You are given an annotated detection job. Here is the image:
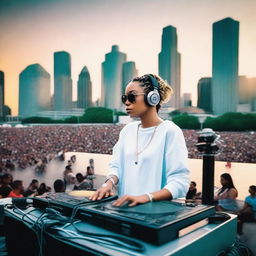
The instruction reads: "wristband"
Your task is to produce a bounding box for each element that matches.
[146,193,154,202]
[105,177,115,186]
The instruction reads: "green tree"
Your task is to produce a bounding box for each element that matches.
[80,107,113,123]
[172,114,200,129]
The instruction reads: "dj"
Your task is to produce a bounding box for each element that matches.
[90,74,190,207]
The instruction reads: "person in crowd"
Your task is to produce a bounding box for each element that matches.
[0,173,13,198]
[65,173,76,192]
[37,182,48,196]
[53,179,66,193]
[236,185,256,234]
[23,179,39,197]
[71,155,76,164]
[89,158,94,173]
[214,173,238,212]
[8,180,24,198]
[63,165,73,185]
[74,173,93,190]
[85,166,95,189]
[186,181,197,200]
[90,74,190,206]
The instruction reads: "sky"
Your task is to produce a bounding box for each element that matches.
[0,0,256,115]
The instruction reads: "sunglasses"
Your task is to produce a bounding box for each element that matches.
[121,92,145,104]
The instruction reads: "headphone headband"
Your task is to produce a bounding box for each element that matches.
[148,75,159,90]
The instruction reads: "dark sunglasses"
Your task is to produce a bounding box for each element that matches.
[121,93,145,104]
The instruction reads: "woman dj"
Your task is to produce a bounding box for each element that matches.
[90,74,190,207]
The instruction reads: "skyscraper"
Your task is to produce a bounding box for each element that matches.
[212,17,239,115]
[101,45,127,109]
[197,77,212,113]
[159,25,181,109]
[19,64,51,118]
[77,66,92,109]
[0,71,4,119]
[182,93,192,107]
[54,51,72,111]
[122,61,138,93]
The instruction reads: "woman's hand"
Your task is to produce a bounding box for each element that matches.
[112,194,150,207]
[89,183,114,201]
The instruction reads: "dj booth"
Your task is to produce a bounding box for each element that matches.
[3,192,237,256]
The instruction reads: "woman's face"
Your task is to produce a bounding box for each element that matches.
[123,81,150,118]
[220,177,227,186]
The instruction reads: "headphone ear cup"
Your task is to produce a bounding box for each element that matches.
[146,90,160,106]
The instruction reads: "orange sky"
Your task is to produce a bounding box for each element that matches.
[0,0,256,115]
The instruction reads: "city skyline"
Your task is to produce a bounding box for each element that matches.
[1,0,256,115]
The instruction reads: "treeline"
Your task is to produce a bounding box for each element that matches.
[22,108,256,131]
[172,112,256,131]
[22,107,115,124]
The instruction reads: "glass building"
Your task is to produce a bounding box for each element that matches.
[212,17,239,115]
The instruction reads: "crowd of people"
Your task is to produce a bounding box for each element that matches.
[0,155,95,199]
[0,125,255,173]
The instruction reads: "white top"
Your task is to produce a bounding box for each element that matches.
[108,120,190,199]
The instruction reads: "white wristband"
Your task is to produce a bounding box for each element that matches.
[105,177,115,186]
[146,193,153,202]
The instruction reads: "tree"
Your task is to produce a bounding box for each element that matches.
[172,114,200,129]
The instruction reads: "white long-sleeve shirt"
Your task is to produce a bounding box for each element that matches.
[108,120,190,199]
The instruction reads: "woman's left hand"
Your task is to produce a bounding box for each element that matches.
[112,194,150,207]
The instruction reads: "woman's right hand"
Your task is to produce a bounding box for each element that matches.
[89,183,114,201]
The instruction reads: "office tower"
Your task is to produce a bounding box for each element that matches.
[19,64,51,118]
[77,66,92,109]
[197,77,212,113]
[182,93,192,107]
[0,71,4,119]
[54,51,72,111]
[101,45,127,109]
[159,25,181,109]
[212,17,239,115]
[122,61,138,93]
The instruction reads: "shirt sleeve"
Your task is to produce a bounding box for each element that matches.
[107,130,123,180]
[163,126,190,199]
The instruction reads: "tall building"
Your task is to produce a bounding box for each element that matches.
[122,61,138,93]
[77,66,92,109]
[101,45,127,109]
[0,71,4,119]
[182,93,192,107]
[54,51,72,111]
[212,17,239,115]
[158,25,181,109]
[19,64,51,118]
[197,77,212,113]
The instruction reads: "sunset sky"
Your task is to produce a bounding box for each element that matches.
[0,0,256,115]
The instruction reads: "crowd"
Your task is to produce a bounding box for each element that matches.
[0,125,255,173]
[0,156,95,199]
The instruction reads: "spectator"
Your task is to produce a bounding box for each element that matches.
[215,173,239,212]
[37,182,48,196]
[85,166,95,188]
[53,179,66,193]
[65,173,76,192]
[186,181,197,200]
[236,185,256,234]
[23,179,39,197]
[8,180,24,198]
[0,173,13,198]
[74,173,93,190]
